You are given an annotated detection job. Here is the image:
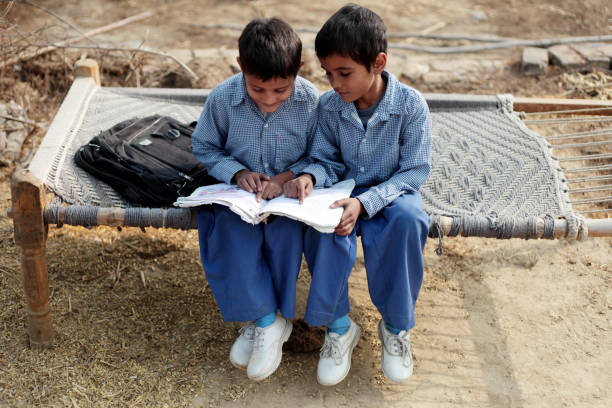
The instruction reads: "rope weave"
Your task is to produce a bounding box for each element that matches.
[38,87,582,240]
[565,212,589,241]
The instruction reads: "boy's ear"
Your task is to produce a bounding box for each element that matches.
[236,57,242,71]
[372,52,387,74]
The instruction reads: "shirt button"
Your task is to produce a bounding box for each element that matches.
[264,163,269,168]
[360,167,365,172]
[264,124,269,128]
[363,138,367,142]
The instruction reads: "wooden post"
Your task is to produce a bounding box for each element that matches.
[74,59,101,85]
[11,169,53,348]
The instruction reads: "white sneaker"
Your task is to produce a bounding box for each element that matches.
[317,318,360,386]
[246,315,292,381]
[229,322,256,369]
[378,320,413,383]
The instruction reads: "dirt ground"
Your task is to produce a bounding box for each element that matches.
[1,1,611,407]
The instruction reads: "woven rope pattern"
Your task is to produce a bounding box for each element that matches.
[423,108,571,219]
[45,88,203,208]
[41,87,576,236]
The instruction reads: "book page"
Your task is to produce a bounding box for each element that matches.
[260,179,355,233]
[175,179,355,231]
[174,183,264,224]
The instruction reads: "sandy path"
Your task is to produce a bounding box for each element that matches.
[1,1,611,407]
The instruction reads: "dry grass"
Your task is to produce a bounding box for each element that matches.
[0,200,373,407]
[1,10,611,406]
[561,69,612,100]
[523,72,612,219]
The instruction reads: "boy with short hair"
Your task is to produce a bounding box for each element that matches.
[285,4,432,385]
[192,17,319,381]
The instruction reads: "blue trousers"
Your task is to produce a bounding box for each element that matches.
[197,205,304,322]
[303,190,430,330]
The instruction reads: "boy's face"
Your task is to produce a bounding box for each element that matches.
[242,72,295,114]
[319,53,386,107]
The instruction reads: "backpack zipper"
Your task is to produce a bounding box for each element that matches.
[128,142,195,183]
[89,117,198,192]
[126,117,163,143]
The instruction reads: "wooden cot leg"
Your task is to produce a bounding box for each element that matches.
[11,169,53,348]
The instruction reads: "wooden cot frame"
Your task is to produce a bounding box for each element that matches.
[9,60,612,348]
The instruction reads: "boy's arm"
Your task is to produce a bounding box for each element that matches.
[357,96,432,218]
[284,103,319,176]
[300,109,346,188]
[192,91,248,184]
[256,169,294,201]
[283,173,313,203]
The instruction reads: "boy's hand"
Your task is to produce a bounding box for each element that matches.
[283,174,314,204]
[235,170,270,193]
[257,178,284,202]
[331,197,364,236]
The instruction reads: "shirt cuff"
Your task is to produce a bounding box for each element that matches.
[210,160,248,185]
[288,160,308,177]
[295,172,316,185]
[300,163,329,187]
[356,189,385,219]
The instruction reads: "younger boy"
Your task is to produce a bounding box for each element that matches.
[192,18,319,381]
[285,4,432,385]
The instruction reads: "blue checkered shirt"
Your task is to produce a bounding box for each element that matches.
[192,73,319,184]
[302,71,432,218]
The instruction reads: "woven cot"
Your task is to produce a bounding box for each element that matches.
[32,71,590,239]
[9,60,611,348]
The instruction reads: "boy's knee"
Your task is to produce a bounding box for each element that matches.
[390,206,430,238]
[196,206,214,232]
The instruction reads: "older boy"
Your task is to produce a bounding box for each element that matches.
[285,4,432,385]
[192,18,319,381]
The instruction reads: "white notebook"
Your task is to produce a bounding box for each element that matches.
[174,179,355,233]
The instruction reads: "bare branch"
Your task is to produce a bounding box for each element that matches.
[19,43,198,79]
[5,0,97,45]
[0,10,154,69]
[0,114,43,128]
[1,1,15,19]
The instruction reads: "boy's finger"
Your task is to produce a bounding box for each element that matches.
[253,176,262,191]
[260,174,271,181]
[336,220,355,236]
[241,179,253,193]
[300,181,313,200]
[337,216,351,230]
[335,225,349,236]
[288,185,297,198]
[330,198,348,209]
[246,177,257,192]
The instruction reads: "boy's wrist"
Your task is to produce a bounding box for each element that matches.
[354,197,366,215]
[272,170,294,184]
[232,169,248,182]
[296,172,315,184]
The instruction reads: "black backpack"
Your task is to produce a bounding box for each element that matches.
[74,115,218,206]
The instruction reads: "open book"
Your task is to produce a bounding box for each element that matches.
[174,179,355,233]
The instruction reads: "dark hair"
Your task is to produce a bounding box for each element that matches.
[315,4,387,71]
[238,18,302,81]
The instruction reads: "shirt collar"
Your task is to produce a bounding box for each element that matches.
[323,71,404,118]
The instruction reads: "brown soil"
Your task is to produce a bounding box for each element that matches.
[1,1,611,407]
